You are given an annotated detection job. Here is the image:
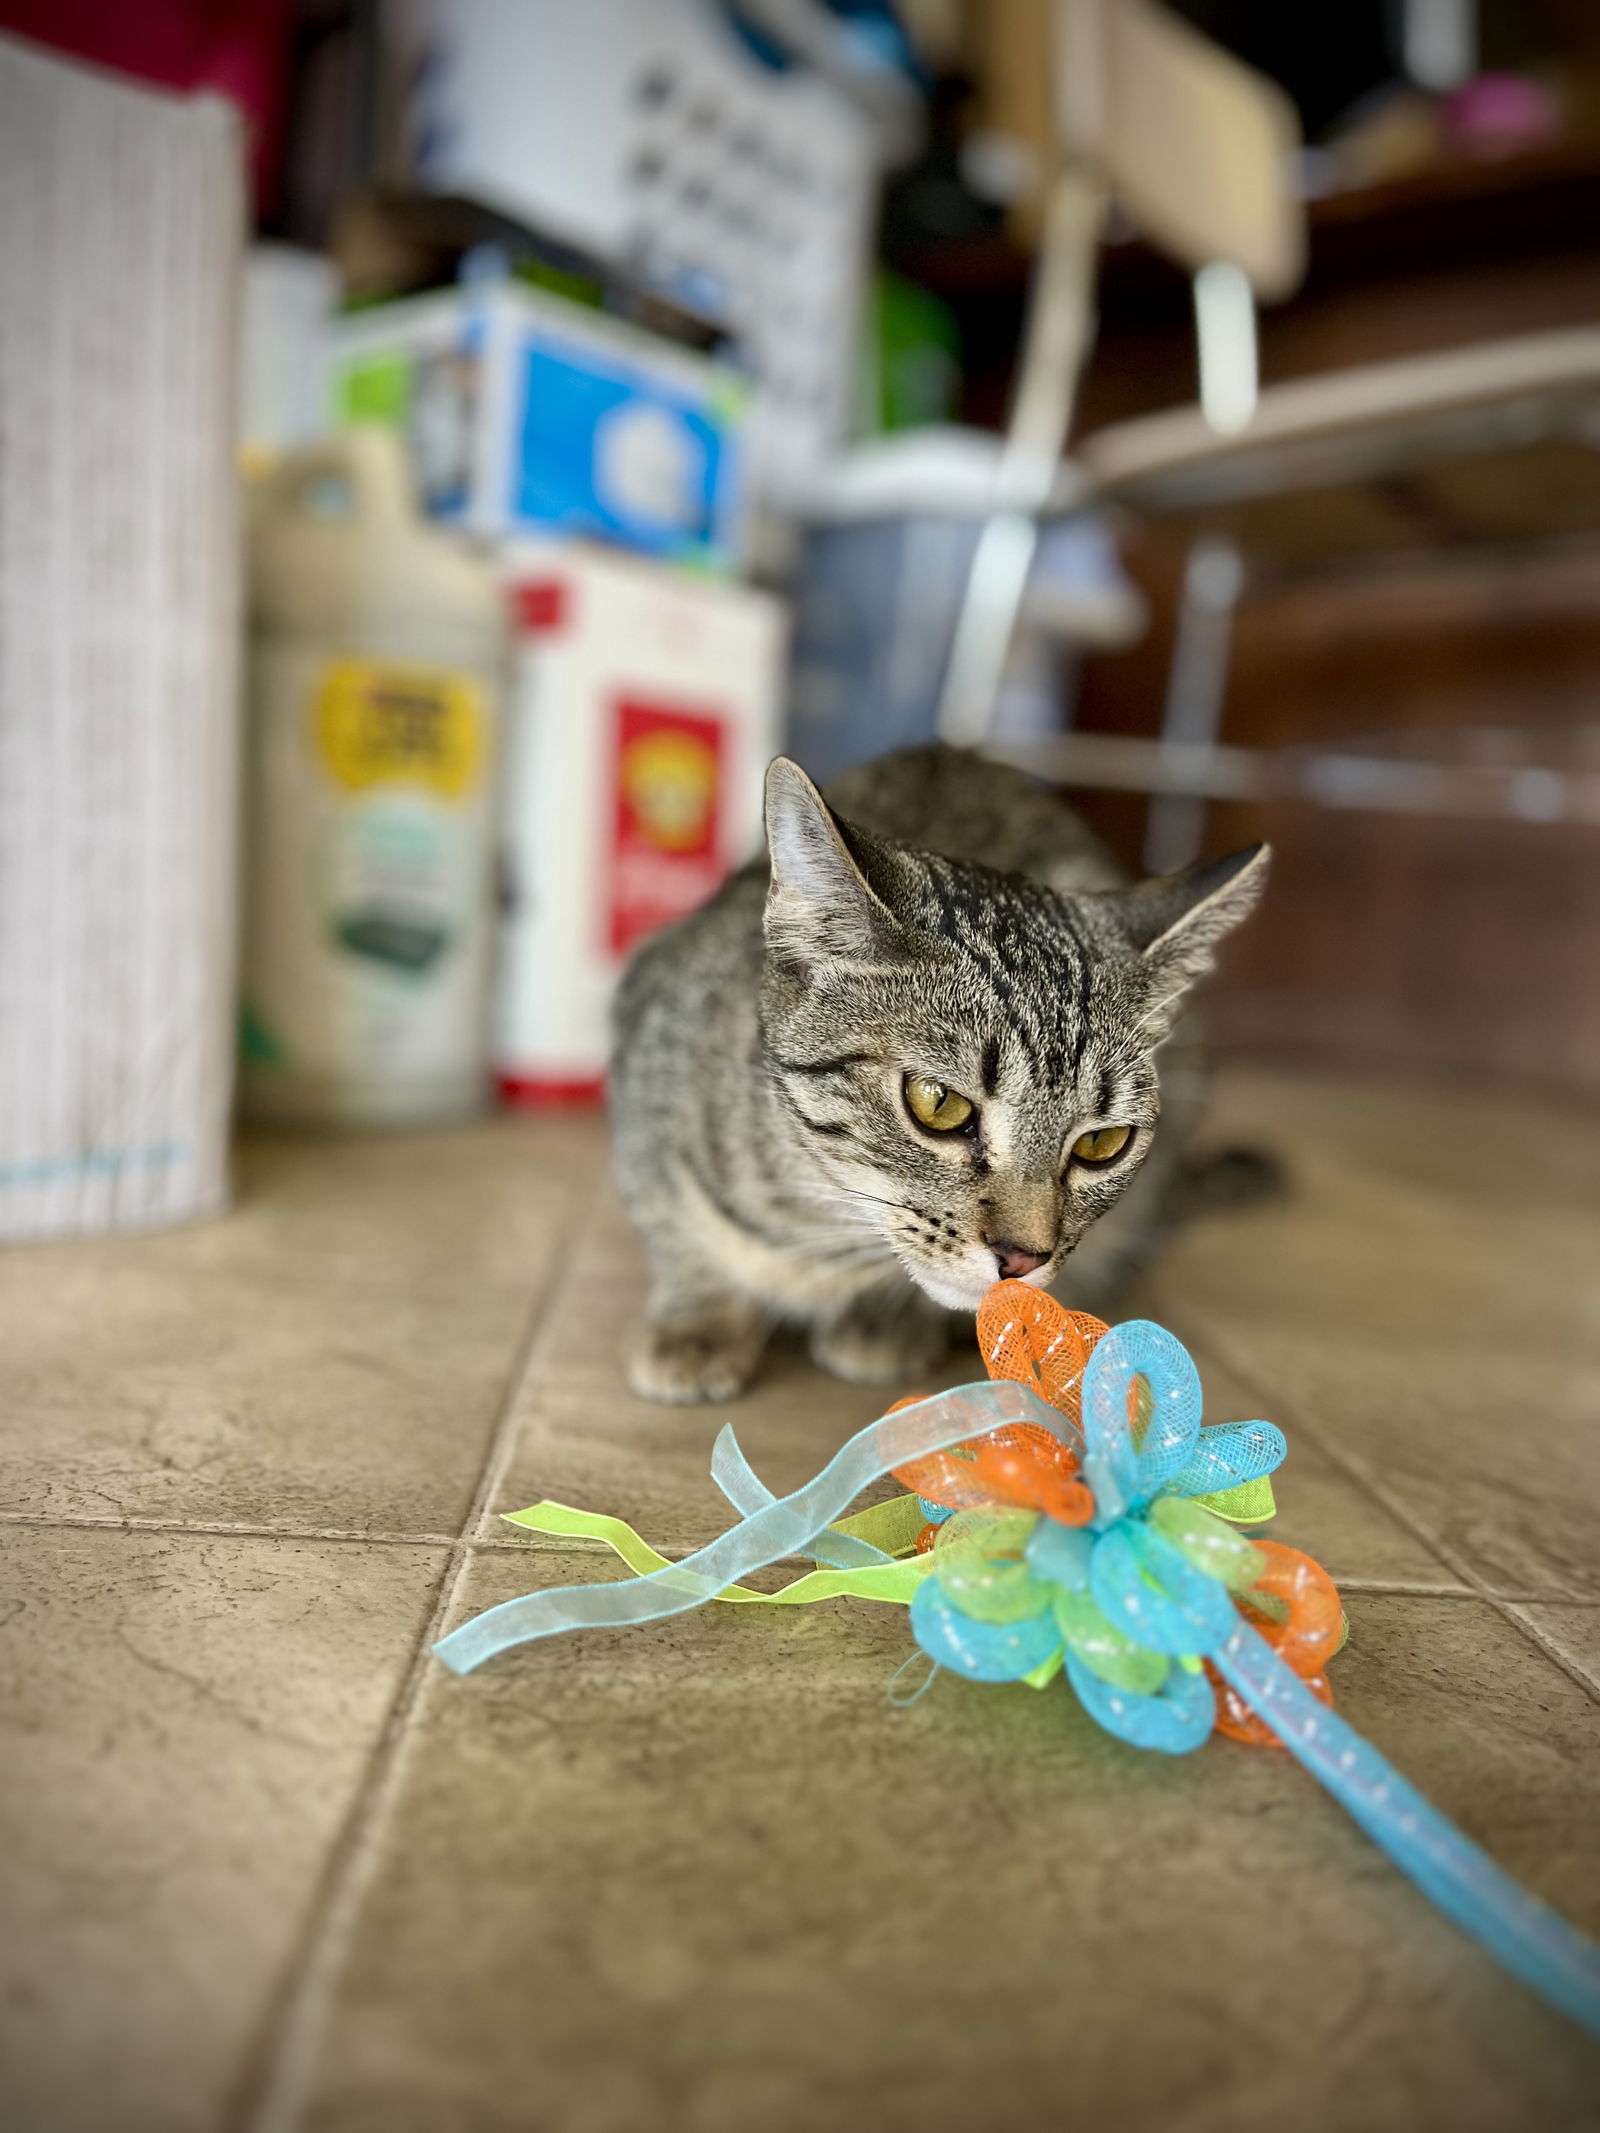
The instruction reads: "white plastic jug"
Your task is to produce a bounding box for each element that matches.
[242,427,504,1124]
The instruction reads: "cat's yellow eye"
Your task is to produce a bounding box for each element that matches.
[1072,1124,1133,1166]
[905,1074,974,1133]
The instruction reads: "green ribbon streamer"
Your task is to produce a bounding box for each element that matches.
[503,1500,937,1607]
[1193,1476,1277,1525]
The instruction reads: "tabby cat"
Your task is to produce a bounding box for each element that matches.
[609,745,1267,1403]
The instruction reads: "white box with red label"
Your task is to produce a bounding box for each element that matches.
[494,542,786,1102]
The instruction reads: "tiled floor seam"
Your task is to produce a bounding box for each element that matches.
[1498,1602,1600,1701]
[1163,1301,1600,1710]
[226,1175,601,2133]
[0,1510,549,1550]
[1328,1579,1556,1601]
[3,1514,1595,1608]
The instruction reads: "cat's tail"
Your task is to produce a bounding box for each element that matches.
[1166,1144,1288,1225]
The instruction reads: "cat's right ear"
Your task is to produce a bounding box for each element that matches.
[763,757,898,974]
[1110,841,1271,1036]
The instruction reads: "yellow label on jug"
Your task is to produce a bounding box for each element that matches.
[315,660,484,797]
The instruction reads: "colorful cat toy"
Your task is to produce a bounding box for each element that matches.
[435,1282,1600,2037]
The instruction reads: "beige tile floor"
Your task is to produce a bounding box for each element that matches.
[2,1069,1598,2132]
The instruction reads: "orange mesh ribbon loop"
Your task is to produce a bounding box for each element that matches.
[885,1291,1104,1526]
[976,1281,1108,1427]
[891,1421,1093,1527]
[1235,1541,1344,1677]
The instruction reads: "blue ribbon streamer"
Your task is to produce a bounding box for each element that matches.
[1213,1623,1600,2038]
[709,1422,893,1570]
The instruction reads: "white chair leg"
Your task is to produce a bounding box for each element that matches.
[1143,534,1243,875]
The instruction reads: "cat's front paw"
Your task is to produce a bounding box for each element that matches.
[809,1301,948,1388]
[627,1308,768,1405]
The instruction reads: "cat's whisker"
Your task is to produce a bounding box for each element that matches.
[784,1180,909,1232]
[780,1220,896,1245]
[832,1186,912,1216]
[780,1186,884,1229]
[768,1197,897,1256]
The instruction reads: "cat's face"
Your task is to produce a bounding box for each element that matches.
[762,951,1163,1309]
[759,761,1267,1312]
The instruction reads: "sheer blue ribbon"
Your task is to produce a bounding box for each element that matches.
[709,1421,893,1570]
[431,1331,1600,2037]
[433,1380,1063,1674]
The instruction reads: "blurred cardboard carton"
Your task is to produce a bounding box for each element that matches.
[329,281,750,572]
[494,541,785,1100]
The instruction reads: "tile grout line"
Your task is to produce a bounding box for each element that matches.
[1496,1601,1600,1701]
[1331,1579,1523,1600]
[4,1515,1596,1606]
[229,1181,600,2133]
[1161,1298,1600,1709]
[0,1509,557,1551]
[0,1510,460,1548]
[0,1510,761,1572]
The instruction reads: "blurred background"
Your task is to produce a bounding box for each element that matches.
[5,0,1600,1241]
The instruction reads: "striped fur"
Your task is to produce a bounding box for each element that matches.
[610,746,1266,1403]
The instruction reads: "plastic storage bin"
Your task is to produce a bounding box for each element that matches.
[785,429,1145,785]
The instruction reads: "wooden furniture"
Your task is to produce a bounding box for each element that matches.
[932,0,1300,745]
[1027,322,1600,868]
[897,15,1600,1086]
[1061,162,1600,1091]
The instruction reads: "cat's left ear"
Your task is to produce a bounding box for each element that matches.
[1111,842,1270,1015]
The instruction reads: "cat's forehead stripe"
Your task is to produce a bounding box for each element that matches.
[909,857,1109,1097]
[918,859,1090,1079]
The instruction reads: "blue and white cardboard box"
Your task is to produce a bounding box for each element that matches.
[328,282,749,572]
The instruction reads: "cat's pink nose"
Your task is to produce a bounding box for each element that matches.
[992,1242,1051,1280]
